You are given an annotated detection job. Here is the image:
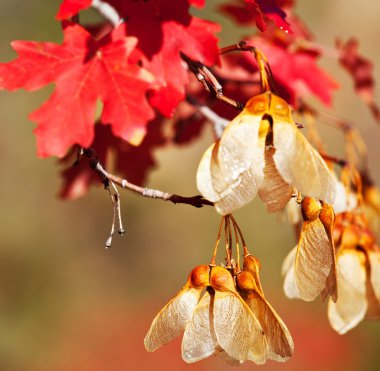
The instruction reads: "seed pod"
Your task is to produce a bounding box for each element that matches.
[301,197,322,221]
[189,265,210,288]
[209,266,235,292]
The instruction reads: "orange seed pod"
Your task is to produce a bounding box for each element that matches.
[189,265,210,288]
[210,266,235,291]
[237,271,257,292]
[301,197,322,221]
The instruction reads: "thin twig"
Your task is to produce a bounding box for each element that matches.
[181,53,244,110]
[105,181,119,248]
[81,148,213,208]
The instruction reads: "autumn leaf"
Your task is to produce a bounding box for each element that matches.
[173,109,207,145]
[337,38,380,123]
[106,0,220,117]
[0,23,156,157]
[59,118,166,200]
[230,35,338,105]
[56,0,92,20]
[221,0,292,32]
[189,0,206,7]
[56,0,206,21]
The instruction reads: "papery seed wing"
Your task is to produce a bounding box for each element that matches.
[144,284,203,352]
[319,203,338,302]
[181,290,220,363]
[286,199,302,225]
[258,146,294,212]
[328,249,367,334]
[295,219,336,301]
[196,142,221,202]
[366,250,380,319]
[213,290,267,364]
[243,255,264,295]
[367,249,380,302]
[244,291,294,362]
[282,247,301,299]
[273,120,336,204]
[281,246,297,277]
[333,180,358,213]
[210,113,267,215]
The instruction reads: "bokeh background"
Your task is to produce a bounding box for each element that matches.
[0,1,379,370]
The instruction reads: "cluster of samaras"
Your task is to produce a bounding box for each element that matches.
[145,216,294,365]
[197,91,336,215]
[145,90,380,365]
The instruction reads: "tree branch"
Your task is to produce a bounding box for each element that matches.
[181,53,245,110]
[80,148,213,208]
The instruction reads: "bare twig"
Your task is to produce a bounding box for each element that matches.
[105,180,125,248]
[80,148,213,209]
[181,53,244,110]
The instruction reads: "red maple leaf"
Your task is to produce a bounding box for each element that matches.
[189,0,205,7]
[221,0,292,33]
[337,38,380,123]
[0,23,156,158]
[106,0,220,117]
[252,36,338,105]
[218,34,338,106]
[60,117,166,200]
[56,0,92,20]
[56,0,220,118]
[56,0,206,20]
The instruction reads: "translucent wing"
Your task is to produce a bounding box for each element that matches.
[144,283,202,352]
[181,290,219,363]
[258,146,294,212]
[211,113,267,215]
[328,249,367,334]
[319,202,338,302]
[213,290,267,364]
[282,247,301,299]
[295,219,336,301]
[366,250,380,319]
[367,249,380,302]
[273,120,336,204]
[244,290,294,362]
[333,179,357,213]
[243,255,264,296]
[196,142,220,202]
[286,198,302,225]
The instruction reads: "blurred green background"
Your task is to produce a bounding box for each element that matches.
[0,1,379,370]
